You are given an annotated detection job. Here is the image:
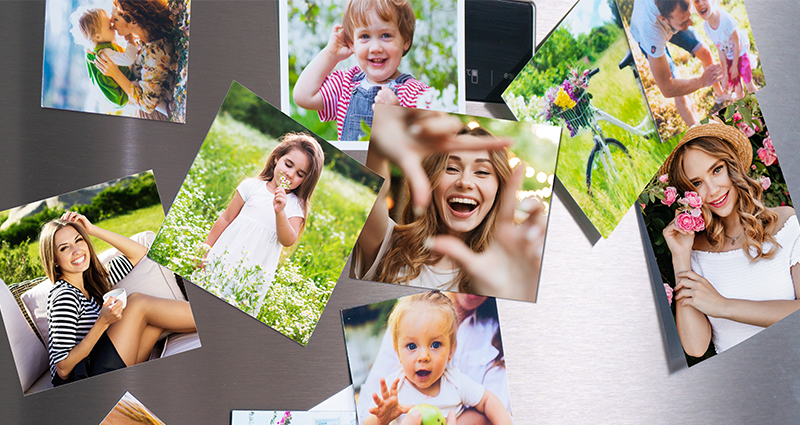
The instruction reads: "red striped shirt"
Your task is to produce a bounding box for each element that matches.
[318,66,432,141]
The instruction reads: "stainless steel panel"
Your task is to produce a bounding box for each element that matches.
[0,0,799,423]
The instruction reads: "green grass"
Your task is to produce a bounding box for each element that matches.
[148,114,378,345]
[26,204,165,261]
[555,36,680,237]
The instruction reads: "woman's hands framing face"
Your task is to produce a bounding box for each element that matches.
[430,166,546,302]
[370,104,511,211]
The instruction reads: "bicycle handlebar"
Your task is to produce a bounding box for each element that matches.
[586,68,600,79]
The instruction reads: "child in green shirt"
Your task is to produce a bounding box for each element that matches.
[70,6,136,107]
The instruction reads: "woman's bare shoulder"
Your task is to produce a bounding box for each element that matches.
[769,206,796,234]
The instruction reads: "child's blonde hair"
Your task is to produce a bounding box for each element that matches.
[69,5,109,50]
[341,0,416,56]
[388,290,459,353]
[257,132,325,218]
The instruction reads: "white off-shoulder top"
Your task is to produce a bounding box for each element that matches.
[691,215,800,353]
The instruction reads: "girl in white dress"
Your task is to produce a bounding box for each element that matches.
[661,122,800,356]
[201,133,324,313]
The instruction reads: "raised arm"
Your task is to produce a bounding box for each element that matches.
[663,216,712,357]
[61,211,146,266]
[648,53,722,98]
[273,187,304,247]
[356,144,393,272]
[293,24,352,111]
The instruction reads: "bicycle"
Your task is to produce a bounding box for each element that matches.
[557,57,656,196]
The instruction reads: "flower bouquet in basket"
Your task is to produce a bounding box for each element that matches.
[540,68,593,137]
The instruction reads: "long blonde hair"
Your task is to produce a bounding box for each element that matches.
[39,219,111,305]
[376,126,511,292]
[669,136,779,260]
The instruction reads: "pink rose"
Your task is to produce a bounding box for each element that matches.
[763,136,773,150]
[738,122,756,137]
[664,283,674,306]
[683,191,703,209]
[693,215,706,232]
[662,186,677,207]
[758,144,778,166]
[732,112,743,122]
[675,212,698,232]
[761,176,771,190]
[659,174,668,183]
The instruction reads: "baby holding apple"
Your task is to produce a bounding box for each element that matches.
[364,291,512,425]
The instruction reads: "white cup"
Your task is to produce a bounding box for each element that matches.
[103,288,127,309]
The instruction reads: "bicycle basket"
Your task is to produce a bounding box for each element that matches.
[556,92,593,136]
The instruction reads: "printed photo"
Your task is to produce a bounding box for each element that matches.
[351,105,560,303]
[640,95,796,366]
[618,0,765,139]
[282,0,461,143]
[342,291,513,424]
[147,82,382,345]
[100,392,166,425]
[0,171,200,395]
[502,0,668,238]
[42,0,190,122]
[231,411,355,425]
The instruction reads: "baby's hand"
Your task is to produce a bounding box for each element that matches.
[375,86,400,106]
[273,187,287,213]
[369,378,410,425]
[325,24,353,62]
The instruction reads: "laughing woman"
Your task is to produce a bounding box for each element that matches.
[42,212,195,386]
[353,119,511,294]
[661,122,800,356]
[355,106,547,301]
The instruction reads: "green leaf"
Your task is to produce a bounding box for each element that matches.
[724,104,735,121]
[359,119,372,141]
[739,105,752,126]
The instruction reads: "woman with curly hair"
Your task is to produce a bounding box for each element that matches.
[353,106,547,302]
[95,0,175,121]
[661,122,800,356]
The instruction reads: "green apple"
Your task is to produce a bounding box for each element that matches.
[411,404,446,425]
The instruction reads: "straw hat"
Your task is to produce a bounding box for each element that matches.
[659,120,752,177]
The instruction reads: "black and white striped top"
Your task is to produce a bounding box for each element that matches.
[47,255,133,378]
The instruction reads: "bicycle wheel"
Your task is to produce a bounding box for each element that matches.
[585,138,632,196]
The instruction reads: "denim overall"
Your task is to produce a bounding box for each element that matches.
[340,72,413,141]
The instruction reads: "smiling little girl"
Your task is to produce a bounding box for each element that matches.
[201,133,324,312]
[365,291,511,425]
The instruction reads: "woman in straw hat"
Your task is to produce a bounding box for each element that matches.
[662,122,800,356]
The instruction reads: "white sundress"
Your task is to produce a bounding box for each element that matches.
[204,178,304,306]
